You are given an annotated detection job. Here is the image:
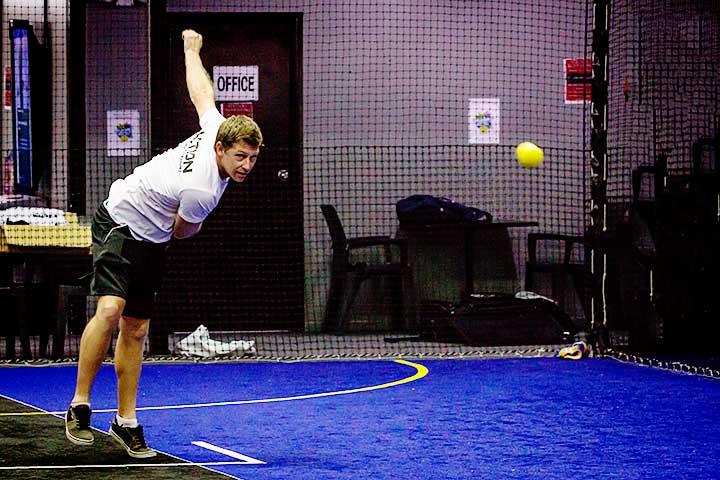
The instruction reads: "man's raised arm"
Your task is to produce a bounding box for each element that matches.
[182,29,215,119]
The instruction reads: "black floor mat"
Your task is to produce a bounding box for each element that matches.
[0,396,235,480]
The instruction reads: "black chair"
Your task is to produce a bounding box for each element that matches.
[525,233,590,322]
[320,204,417,333]
[52,283,90,359]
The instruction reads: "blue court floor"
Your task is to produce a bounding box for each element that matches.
[1,357,719,479]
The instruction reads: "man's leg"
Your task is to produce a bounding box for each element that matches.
[115,316,149,419]
[109,315,157,458]
[66,295,125,445]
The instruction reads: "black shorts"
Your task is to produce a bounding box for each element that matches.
[90,203,168,319]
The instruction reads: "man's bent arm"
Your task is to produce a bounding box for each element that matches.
[173,213,202,239]
[183,29,215,119]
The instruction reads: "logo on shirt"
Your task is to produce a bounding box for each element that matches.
[179,131,204,173]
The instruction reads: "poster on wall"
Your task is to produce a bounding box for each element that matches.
[107,110,140,157]
[564,59,592,103]
[468,98,500,144]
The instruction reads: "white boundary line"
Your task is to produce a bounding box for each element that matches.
[193,441,266,464]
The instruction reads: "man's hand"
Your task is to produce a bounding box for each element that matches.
[182,29,203,54]
[182,29,215,119]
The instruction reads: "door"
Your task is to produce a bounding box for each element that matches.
[150,8,304,348]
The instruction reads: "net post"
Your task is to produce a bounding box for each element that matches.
[590,0,611,349]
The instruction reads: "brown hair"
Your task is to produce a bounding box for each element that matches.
[215,115,263,149]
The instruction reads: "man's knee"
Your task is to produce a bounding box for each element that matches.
[120,317,150,342]
[94,297,125,329]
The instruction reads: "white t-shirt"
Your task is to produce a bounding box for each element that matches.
[106,108,229,243]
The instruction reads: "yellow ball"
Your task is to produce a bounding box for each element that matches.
[516,142,544,168]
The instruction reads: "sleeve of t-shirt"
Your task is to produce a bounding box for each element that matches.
[178,188,215,224]
[199,107,226,134]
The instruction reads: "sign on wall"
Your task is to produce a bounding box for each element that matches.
[468,98,500,145]
[221,102,254,118]
[213,66,259,101]
[107,110,140,157]
[3,66,10,110]
[564,59,592,103]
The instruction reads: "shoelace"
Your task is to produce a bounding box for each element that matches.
[73,407,91,430]
[125,425,148,449]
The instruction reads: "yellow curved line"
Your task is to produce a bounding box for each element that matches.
[0,359,428,417]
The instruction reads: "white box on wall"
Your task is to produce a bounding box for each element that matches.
[468,98,500,145]
[107,109,140,157]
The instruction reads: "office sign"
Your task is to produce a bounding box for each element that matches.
[213,66,258,101]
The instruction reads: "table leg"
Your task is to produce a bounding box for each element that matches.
[15,286,32,359]
[5,334,15,358]
[463,228,475,297]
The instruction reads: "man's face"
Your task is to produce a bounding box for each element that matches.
[216,140,260,182]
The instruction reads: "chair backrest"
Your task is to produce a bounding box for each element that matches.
[528,233,587,266]
[320,204,348,251]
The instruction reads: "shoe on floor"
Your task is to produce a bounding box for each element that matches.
[65,405,94,445]
[109,418,157,458]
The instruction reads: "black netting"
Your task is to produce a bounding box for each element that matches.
[3,1,600,361]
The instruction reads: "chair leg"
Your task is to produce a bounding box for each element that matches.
[0,287,16,358]
[53,285,89,359]
[525,267,534,292]
[4,334,14,358]
[39,284,56,358]
[323,272,346,332]
[39,333,49,358]
[551,269,569,306]
[399,273,418,332]
[54,285,70,359]
[336,275,365,333]
[573,270,592,325]
[15,286,32,359]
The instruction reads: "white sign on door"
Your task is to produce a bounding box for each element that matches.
[213,66,259,101]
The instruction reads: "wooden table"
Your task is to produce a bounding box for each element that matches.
[0,247,92,359]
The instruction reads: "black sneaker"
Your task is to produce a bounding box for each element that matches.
[65,405,94,445]
[109,418,157,458]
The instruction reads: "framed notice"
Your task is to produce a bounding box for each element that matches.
[213,66,259,101]
[107,110,141,157]
[468,98,500,145]
[220,102,254,118]
[565,58,592,103]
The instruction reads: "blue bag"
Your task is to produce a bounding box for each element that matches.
[396,195,493,225]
